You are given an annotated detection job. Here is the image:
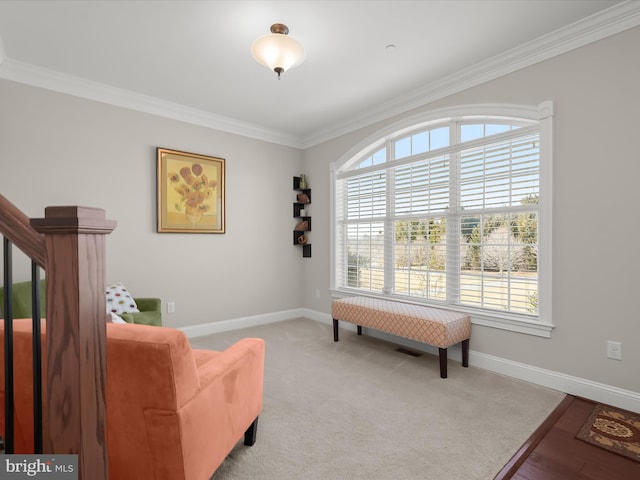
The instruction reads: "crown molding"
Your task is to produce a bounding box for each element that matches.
[300,1,640,148]
[0,58,304,149]
[0,2,638,150]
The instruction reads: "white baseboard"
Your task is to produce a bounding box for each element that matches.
[179,308,306,338]
[469,351,640,413]
[182,307,640,413]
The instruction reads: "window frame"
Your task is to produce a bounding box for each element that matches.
[330,102,554,338]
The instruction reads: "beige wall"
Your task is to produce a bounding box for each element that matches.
[0,80,304,327]
[302,26,640,393]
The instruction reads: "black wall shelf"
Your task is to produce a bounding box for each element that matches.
[293,176,311,258]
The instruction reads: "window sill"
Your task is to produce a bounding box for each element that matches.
[329,289,554,338]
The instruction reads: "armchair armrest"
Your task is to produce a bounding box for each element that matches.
[142,337,265,480]
[195,338,265,395]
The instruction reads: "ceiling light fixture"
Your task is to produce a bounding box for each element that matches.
[251,23,305,80]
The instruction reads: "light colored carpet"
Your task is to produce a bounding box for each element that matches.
[189,318,564,480]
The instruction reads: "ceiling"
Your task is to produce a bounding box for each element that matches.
[0,1,636,148]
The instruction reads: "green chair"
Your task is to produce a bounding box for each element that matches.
[118,298,162,326]
[0,279,46,320]
[0,279,162,326]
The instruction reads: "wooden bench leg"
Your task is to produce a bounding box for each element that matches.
[438,348,447,378]
[244,416,259,446]
[357,325,362,335]
[333,319,339,341]
[462,338,469,368]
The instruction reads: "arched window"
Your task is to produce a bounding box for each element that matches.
[331,103,553,336]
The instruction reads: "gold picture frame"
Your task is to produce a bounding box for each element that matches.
[157,148,225,233]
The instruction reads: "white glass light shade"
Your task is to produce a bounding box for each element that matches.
[251,33,306,75]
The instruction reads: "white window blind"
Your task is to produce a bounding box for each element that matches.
[334,113,547,326]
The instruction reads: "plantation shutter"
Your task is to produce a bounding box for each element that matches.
[393,156,449,300]
[458,130,540,314]
[459,132,540,210]
[334,117,542,320]
[335,170,387,293]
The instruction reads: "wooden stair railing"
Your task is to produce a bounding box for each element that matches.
[0,194,47,268]
[1,194,116,480]
[1,194,47,455]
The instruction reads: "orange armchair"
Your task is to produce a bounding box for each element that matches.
[0,319,265,480]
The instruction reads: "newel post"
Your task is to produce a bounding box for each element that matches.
[31,206,116,480]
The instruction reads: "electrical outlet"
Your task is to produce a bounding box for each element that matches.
[607,340,622,360]
[167,301,175,313]
[315,289,321,299]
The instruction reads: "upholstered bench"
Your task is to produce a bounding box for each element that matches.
[332,297,471,378]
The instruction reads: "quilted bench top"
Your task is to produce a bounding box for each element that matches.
[332,296,471,348]
[332,296,468,324]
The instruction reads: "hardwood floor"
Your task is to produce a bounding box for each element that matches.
[495,395,640,479]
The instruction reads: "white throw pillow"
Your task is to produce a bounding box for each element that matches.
[106,282,140,315]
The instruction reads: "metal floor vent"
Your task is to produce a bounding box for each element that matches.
[395,347,422,357]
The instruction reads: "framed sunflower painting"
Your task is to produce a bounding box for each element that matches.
[157,148,225,233]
